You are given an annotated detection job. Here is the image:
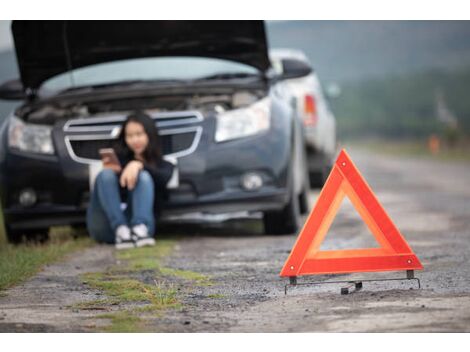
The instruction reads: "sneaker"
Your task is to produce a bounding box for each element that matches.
[115,225,135,250]
[131,224,156,247]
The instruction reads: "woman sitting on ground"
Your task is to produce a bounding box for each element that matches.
[86,111,174,249]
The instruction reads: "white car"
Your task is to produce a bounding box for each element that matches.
[269,48,337,187]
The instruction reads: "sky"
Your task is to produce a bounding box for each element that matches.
[0,21,12,51]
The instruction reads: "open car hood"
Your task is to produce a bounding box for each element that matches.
[12,20,271,90]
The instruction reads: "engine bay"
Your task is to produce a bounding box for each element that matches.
[20,88,267,124]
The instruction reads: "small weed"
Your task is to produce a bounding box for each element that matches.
[152,280,178,307]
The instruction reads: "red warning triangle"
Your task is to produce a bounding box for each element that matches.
[280,149,423,277]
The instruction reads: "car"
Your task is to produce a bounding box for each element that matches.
[0,20,312,242]
[269,48,337,187]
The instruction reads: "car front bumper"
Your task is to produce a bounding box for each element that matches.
[0,112,293,230]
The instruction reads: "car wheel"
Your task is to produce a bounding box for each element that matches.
[309,163,331,188]
[298,181,310,215]
[4,224,23,244]
[263,184,301,235]
[309,170,325,188]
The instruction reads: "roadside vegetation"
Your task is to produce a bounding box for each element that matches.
[1,204,210,332]
[74,240,212,332]
[346,139,470,163]
[331,65,470,141]
[0,224,93,291]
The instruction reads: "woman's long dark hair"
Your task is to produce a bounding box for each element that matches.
[115,111,162,164]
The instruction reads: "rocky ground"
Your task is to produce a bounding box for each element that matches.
[1,147,470,332]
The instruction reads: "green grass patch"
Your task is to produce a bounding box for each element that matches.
[115,240,212,285]
[0,236,93,291]
[0,204,8,246]
[81,272,179,308]
[116,240,174,262]
[78,239,209,332]
[160,267,212,285]
[97,311,146,333]
[79,270,180,332]
[116,240,174,271]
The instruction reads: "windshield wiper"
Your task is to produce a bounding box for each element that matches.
[60,79,184,93]
[194,72,262,81]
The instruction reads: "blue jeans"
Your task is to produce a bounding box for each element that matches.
[86,168,155,244]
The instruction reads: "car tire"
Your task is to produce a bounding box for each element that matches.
[298,182,310,215]
[263,184,301,235]
[4,224,22,244]
[309,164,331,188]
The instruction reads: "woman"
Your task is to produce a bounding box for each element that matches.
[86,111,174,249]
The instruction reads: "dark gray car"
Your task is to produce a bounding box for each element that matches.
[0,21,311,242]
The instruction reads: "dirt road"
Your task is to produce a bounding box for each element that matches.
[1,147,470,332]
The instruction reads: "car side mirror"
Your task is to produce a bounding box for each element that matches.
[279,59,312,80]
[0,79,25,100]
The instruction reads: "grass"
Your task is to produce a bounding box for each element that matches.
[0,199,94,292]
[77,240,210,332]
[114,240,212,285]
[81,272,179,308]
[0,204,7,246]
[0,199,210,332]
[115,240,174,271]
[97,311,146,333]
[160,267,212,285]
[0,234,93,291]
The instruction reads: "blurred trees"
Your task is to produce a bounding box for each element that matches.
[331,65,470,142]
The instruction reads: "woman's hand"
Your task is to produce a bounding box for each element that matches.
[102,156,122,173]
[120,160,144,190]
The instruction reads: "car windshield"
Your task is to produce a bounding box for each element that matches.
[41,56,260,92]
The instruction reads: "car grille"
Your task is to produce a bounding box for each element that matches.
[63,111,203,163]
[69,132,196,160]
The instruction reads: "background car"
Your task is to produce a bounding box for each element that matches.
[0,20,311,242]
[269,48,337,187]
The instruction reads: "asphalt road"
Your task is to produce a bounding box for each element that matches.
[1,147,470,332]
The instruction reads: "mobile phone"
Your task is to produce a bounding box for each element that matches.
[99,148,121,168]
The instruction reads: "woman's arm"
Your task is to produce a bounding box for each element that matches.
[120,160,143,190]
[142,160,174,188]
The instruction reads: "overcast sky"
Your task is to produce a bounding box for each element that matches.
[0,21,13,51]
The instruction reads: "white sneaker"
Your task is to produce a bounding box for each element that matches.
[131,224,156,247]
[115,225,134,250]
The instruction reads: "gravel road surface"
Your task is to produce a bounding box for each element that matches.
[1,148,469,332]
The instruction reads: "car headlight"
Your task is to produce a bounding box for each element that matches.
[215,97,271,142]
[8,115,55,154]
